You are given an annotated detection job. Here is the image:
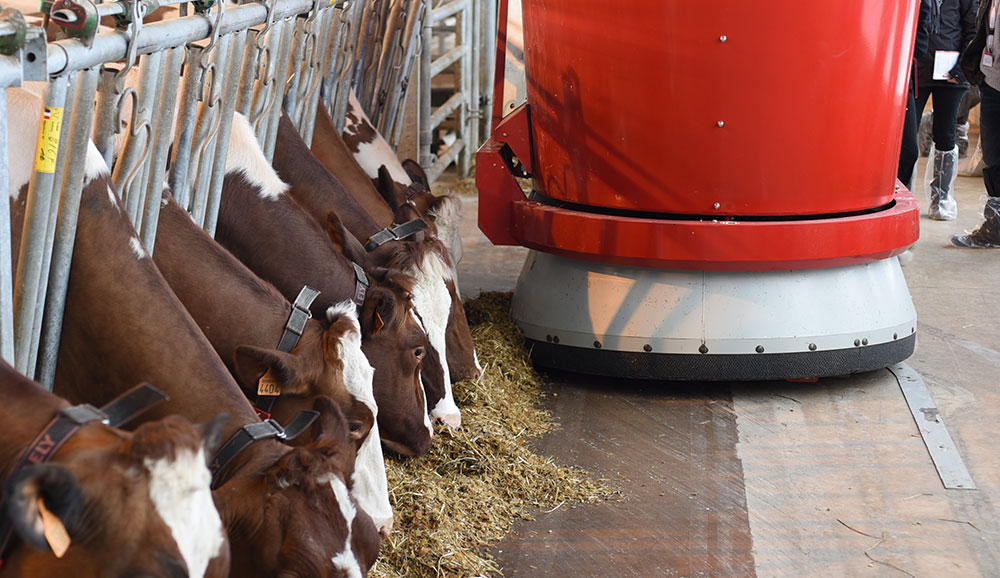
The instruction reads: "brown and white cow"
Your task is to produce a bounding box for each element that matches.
[314,98,482,385]
[273,112,464,428]
[339,91,465,269]
[7,89,380,577]
[0,360,229,578]
[216,112,434,457]
[152,192,392,535]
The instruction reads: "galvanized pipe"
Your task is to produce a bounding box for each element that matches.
[204,30,248,238]
[139,45,184,252]
[189,34,231,227]
[418,1,433,168]
[13,75,68,377]
[169,46,204,209]
[93,69,119,168]
[236,29,260,116]
[293,5,332,138]
[36,67,100,389]
[430,0,468,23]
[27,74,76,378]
[0,89,15,366]
[262,16,295,160]
[282,15,309,123]
[37,0,315,78]
[118,51,162,227]
[458,0,471,174]
[250,19,283,144]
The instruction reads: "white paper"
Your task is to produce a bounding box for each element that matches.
[933,50,960,80]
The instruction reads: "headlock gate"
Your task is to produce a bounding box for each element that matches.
[0,0,489,386]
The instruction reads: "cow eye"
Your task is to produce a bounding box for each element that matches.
[348,421,362,433]
[413,347,425,360]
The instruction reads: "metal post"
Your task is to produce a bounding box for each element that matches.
[0,89,14,366]
[282,14,309,123]
[140,45,184,252]
[204,30,247,238]
[236,28,260,116]
[170,46,205,209]
[27,74,76,378]
[37,67,100,388]
[13,75,68,377]
[295,6,333,140]
[188,34,231,227]
[419,0,433,169]
[262,17,295,160]
[117,51,162,227]
[480,0,495,140]
[93,68,119,168]
[251,19,283,143]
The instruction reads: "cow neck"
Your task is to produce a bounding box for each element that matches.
[310,104,396,228]
[40,180,272,461]
[0,374,73,471]
[273,112,385,241]
[216,171,361,319]
[153,194,295,380]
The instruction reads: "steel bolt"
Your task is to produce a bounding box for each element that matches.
[643,344,652,352]
[698,343,709,354]
[717,120,725,128]
[854,339,861,347]
[594,340,602,349]
[720,35,727,42]
[546,334,552,343]
[713,202,721,209]
[755,345,764,353]
[552,335,560,344]
[862,338,869,346]
[808,343,817,351]
[893,333,898,340]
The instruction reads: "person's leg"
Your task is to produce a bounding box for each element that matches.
[951,82,1000,247]
[899,81,919,190]
[927,85,966,220]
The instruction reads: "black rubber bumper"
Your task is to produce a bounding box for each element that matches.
[526,334,916,381]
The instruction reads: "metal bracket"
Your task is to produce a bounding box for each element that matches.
[20,26,47,82]
[889,363,976,490]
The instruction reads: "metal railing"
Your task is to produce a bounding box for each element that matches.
[0,0,365,385]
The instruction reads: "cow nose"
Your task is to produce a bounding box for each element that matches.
[377,516,393,540]
[468,367,482,382]
[435,412,461,429]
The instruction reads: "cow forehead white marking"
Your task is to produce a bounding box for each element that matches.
[351,420,392,533]
[144,448,225,578]
[408,252,457,421]
[328,476,363,578]
[325,301,392,531]
[225,112,290,200]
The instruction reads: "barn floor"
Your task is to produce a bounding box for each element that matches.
[447,152,1000,577]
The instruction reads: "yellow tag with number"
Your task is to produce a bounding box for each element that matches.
[257,369,282,397]
[34,107,64,174]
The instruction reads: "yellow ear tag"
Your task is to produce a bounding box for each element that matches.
[257,368,282,397]
[374,311,385,334]
[37,497,70,558]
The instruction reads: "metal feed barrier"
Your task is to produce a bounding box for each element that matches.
[0,0,431,387]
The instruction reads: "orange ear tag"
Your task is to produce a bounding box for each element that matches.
[374,311,385,334]
[257,368,283,397]
[37,497,70,558]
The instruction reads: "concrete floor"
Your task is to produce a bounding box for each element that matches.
[447,150,1000,577]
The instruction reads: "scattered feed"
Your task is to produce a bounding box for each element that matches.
[372,292,618,577]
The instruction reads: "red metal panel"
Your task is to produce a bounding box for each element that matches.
[518,0,917,217]
[507,187,919,271]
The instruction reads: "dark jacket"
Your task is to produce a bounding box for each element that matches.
[960,0,991,84]
[916,0,932,60]
[917,0,979,86]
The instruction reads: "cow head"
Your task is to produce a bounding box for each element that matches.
[215,404,379,578]
[359,268,435,456]
[231,303,392,537]
[2,414,230,578]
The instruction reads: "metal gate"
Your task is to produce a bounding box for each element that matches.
[0,0,404,386]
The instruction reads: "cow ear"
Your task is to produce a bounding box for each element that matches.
[325,211,346,254]
[402,159,429,189]
[3,464,83,557]
[233,345,308,396]
[374,165,401,210]
[360,289,393,336]
[196,413,230,461]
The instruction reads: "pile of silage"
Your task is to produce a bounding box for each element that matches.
[371,292,617,577]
